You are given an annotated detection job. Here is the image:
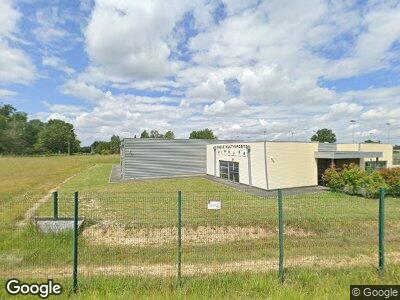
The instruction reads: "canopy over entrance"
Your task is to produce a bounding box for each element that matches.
[315,151,383,159]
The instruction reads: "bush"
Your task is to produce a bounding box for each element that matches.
[322,167,345,192]
[341,164,366,195]
[379,167,400,197]
[363,171,387,198]
[322,164,396,198]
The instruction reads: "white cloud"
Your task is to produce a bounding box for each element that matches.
[34,0,400,144]
[33,8,69,43]
[0,0,20,38]
[204,98,247,115]
[187,73,228,100]
[239,65,335,105]
[362,107,400,120]
[0,1,35,84]
[0,88,18,97]
[42,56,75,74]
[84,0,193,80]
[61,79,105,102]
[325,2,400,79]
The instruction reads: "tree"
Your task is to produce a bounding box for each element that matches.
[110,135,121,154]
[364,139,380,144]
[150,130,164,138]
[37,119,80,154]
[189,128,217,140]
[140,130,149,138]
[91,141,110,154]
[25,119,45,153]
[0,105,29,154]
[164,130,175,139]
[310,128,336,143]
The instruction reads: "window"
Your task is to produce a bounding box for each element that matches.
[365,161,387,171]
[394,151,400,165]
[219,161,239,182]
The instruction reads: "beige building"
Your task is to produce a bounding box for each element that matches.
[206,142,394,190]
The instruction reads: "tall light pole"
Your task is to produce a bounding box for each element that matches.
[350,120,356,144]
[386,122,391,144]
[263,130,267,141]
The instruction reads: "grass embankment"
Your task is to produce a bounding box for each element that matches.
[31,164,400,273]
[0,155,118,225]
[1,160,399,299]
[0,156,118,296]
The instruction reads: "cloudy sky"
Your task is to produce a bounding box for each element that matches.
[1,0,399,145]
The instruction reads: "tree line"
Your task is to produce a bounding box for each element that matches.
[0,104,80,155]
[139,128,217,140]
[0,104,218,155]
[4,103,393,156]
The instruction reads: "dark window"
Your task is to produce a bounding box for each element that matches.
[219,160,239,183]
[394,151,400,165]
[365,161,387,171]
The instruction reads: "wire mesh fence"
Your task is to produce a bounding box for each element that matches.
[284,192,379,269]
[2,188,399,293]
[386,195,400,268]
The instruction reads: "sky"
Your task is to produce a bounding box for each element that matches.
[0,0,399,146]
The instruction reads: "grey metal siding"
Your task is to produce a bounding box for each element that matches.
[318,143,337,152]
[122,139,212,179]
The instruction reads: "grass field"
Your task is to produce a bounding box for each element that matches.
[1,158,399,299]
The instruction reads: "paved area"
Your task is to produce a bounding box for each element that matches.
[204,175,328,197]
[110,165,328,196]
[109,164,123,183]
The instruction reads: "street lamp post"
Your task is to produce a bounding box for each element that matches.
[350,120,356,144]
[386,122,391,144]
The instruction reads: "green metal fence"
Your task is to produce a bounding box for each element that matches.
[3,188,400,294]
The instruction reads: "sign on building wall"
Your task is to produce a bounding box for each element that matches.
[215,144,249,157]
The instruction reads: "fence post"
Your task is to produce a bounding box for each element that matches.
[278,189,284,283]
[177,191,182,287]
[53,191,58,220]
[378,188,385,275]
[72,191,79,293]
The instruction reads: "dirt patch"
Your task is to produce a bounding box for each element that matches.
[4,252,400,278]
[0,253,23,264]
[83,225,314,246]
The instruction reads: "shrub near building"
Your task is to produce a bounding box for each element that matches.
[379,168,400,197]
[322,164,399,198]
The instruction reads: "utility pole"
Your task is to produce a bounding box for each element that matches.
[67,141,71,156]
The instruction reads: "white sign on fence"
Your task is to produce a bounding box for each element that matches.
[207,200,221,210]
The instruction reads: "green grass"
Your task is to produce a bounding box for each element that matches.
[1,158,399,299]
[1,265,400,299]
[0,155,118,226]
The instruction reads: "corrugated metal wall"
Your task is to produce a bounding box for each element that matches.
[121,139,212,179]
[318,143,337,152]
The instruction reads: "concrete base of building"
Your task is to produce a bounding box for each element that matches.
[203,175,328,197]
[109,165,204,183]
